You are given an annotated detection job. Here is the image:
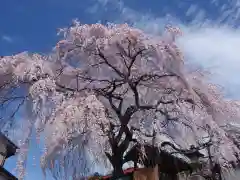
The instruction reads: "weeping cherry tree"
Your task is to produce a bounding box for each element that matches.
[1,21,240,179]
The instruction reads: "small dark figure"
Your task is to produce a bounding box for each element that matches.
[211,163,222,180]
[93,172,100,176]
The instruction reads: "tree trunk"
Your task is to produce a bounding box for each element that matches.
[111,155,124,178]
[106,151,124,179]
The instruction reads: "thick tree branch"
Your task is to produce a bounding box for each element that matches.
[96,47,125,78]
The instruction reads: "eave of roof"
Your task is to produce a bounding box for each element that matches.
[0,132,19,158]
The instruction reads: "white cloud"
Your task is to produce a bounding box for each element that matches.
[2,35,13,43]
[178,26,240,97]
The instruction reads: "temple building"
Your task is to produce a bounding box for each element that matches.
[0,132,18,180]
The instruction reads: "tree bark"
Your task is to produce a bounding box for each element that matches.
[111,154,124,178]
[106,150,124,178]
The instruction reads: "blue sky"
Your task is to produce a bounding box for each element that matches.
[1,0,240,179]
[0,0,234,55]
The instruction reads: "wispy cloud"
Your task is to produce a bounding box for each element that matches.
[1,35,13,43]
